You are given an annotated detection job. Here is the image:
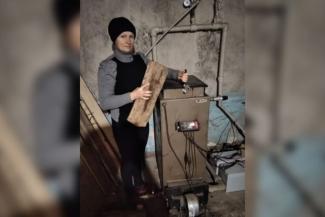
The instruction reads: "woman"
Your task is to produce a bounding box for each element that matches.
[98,17,188,198]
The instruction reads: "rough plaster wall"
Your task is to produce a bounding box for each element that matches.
[278,0,325,140]
[81,0,244,97]
[247,0,325,144]
[246,3,284,145]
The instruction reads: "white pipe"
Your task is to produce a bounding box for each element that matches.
[152,23,227,35]
[151,23,228,61]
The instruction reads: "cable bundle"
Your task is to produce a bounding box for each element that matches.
[183,131,197,180]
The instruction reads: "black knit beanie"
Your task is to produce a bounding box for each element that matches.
[53,0,80,32]
[108,17,136,42]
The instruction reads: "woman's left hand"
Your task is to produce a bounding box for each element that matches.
[178,69,188,83]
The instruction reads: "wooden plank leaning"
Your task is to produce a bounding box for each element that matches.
[0,110,60,217]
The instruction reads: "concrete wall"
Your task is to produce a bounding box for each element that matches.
[81,0,245,148]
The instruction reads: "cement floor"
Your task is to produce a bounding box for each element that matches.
[99,189,245,217]
[206,190,245,217]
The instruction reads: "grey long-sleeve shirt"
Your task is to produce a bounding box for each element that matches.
[98,49,179,122]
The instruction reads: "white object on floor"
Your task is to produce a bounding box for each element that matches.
[220,164,245,192]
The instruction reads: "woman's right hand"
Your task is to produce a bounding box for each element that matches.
[130,83,152,101]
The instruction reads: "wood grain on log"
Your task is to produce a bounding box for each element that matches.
[128,61,168,127]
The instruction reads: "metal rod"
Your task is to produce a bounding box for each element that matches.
[145,0,201,57]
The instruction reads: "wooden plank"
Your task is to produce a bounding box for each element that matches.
[80,77,120,159]
[80,102,122,189]
[128,61,168,127]
[0,110,59,217]
[80,77,122,194]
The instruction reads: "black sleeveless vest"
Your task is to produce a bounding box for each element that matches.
[113,54,147,122]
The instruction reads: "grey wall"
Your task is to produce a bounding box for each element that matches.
[81,0,245,98]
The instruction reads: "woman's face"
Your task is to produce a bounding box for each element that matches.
[115,31,135,54]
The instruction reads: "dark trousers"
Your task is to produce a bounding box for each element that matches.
[112,119,149,193]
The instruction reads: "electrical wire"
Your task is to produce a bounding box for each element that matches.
[184,132,188,178]
[192,132,197,176]
[183,131,198,180]
[231,120,237,144]
[217,120,230,146]
[189,131,197,178]
[227,119,235,144]
[206,166,218,184]
[225,121,232,144]
[162,103,193,188]
[183,132,209,153]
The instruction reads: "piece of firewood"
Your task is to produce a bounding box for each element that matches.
[128,61,168,127]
